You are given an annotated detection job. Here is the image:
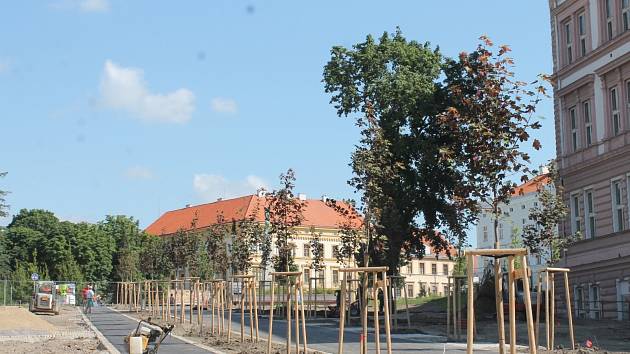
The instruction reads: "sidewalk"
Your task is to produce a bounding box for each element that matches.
[86,306,213,354]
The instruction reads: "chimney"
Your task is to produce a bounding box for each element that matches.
[257,189,267,197]
[298,193,307,201]
[321,195,328,202]
[216,198,223,202]
[185,204,191,208]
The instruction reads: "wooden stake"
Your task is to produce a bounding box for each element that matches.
[287,281,292,354]
[495,259,505,354]
[240,279,245,342]
[373,276,381,354]
[381,271,392,354]
[228,281,233,343]
[521,256,536,354]
[250,281,255,341]
[550,273,555,350]
[338,271,347,354]
[446,277,451,339]
[508,256,516,354]
[563,272,575,350]
[253,280,260,342]
[299,280,307,354]
[294,282,300,354]
[545,272,549,350]
[466,255,474,354]
[267,279,275,354]
[535,272,542,347]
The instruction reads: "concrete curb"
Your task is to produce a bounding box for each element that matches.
[79,307,121,354]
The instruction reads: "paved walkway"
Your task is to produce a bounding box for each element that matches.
[86,306,211,353]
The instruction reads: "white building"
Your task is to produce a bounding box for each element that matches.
[475,175,550,282]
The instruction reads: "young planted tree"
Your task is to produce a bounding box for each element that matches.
[267,169,304,272]
[325,198,364,267]
[522,161,573,265]
[308,227,324,276]
[438,36,547,353]
[205,213,230,279]
[231,198,264,274]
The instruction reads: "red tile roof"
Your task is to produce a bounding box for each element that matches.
[145,195,362,236]
[512,174,550,196]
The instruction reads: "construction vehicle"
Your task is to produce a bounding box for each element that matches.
[124,317,174,354]
[29,281,61,315]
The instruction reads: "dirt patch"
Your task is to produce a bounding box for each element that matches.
[0,338,106,353]
[0,306,105,353]
[0,306,56,335]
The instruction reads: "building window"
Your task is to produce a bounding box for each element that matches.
[627,81,630,126]
[431,285,437,295]
[483,225,488,241]
[534,201,538,207]
[584,101,593,146]
[570,106,579,151]
[406,284,414,298]
[419,263,425,275]
[332,269,339,286]
[571,194,582,235]
[589,284,601,319]
[521,204,526,210]
[611,87,620,135]
[578,12,587,56]
[303,267,310,281]
[303,244,310,257]
[509,207,513,212]
[612,179,624,232]
[575,285,586,318]
[606,0,614,39]
[585,189,596,239]
[442,264,449,275]
[499,224,504,239]
[332,245,339,258]
[431,263,437,275]
[522,218,526,225]
[623,0,630,31]
[409,262,415,274]
[565,21,573,64]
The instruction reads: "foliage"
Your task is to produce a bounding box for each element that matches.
[308,227,324,272]
[231,197,264,274]
[0,228,10,278]
[323,31,548,274]
[0,172,8,218]
[522,161,573,265]
[325,198,364,266]
[267,169,304,272]
[139,235,172,279]
[204,216,230,278]
[99,215,145,281]
[323,29,461,273]
[439,36,547,247]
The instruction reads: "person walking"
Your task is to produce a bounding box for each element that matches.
[85,285,95,314]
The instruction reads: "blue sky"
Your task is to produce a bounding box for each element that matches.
[0,0,555,245]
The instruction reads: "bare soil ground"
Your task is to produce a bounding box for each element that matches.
[0,306,106,354]
[404,299,630,353]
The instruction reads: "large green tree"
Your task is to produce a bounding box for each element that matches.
[99,215,144,281]
[323,30,457,274]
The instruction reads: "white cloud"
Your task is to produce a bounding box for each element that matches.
[124,166,155,180]
[79,0,109,12]
[193,174,267,202]
[210,97,238,114]
[99,60,195,123]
